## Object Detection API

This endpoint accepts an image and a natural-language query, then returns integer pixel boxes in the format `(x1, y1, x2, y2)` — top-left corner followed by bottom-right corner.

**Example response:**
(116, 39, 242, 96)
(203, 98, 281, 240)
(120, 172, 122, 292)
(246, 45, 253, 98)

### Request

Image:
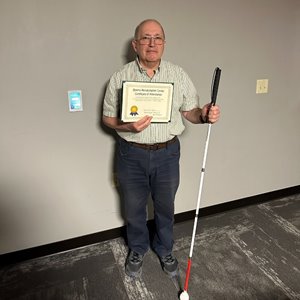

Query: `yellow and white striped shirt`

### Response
(103, 59, 200, 143)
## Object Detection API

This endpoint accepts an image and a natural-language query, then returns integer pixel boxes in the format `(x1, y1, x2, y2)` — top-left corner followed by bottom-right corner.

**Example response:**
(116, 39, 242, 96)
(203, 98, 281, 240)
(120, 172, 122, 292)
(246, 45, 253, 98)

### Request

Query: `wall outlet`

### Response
(256, 79, 269, 94)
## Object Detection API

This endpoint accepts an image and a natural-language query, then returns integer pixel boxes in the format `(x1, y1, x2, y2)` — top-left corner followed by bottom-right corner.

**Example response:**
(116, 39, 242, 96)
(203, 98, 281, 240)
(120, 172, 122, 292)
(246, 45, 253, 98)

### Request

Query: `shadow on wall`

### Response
(0, 183, 28, 255)
(97, 38, 155, 234)
(96, 37, 140, 225)
(122, 38, 136, 64)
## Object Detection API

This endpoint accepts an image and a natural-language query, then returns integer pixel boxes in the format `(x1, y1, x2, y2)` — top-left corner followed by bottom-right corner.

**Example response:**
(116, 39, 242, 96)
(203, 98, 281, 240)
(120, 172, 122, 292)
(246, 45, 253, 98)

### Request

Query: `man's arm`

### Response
(182, 107, 206, 124)
(182, 104, 220, 124)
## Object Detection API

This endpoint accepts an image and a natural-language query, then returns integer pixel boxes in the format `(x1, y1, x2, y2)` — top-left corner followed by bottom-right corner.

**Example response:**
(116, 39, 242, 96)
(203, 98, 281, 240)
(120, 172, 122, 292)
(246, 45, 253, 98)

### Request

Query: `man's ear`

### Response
(131, 40, 137, 52)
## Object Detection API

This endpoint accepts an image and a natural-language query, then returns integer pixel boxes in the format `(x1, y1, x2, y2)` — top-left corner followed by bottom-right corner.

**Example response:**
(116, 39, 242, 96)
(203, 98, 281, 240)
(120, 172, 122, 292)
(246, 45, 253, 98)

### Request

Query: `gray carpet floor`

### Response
(0, 193, 299, 300)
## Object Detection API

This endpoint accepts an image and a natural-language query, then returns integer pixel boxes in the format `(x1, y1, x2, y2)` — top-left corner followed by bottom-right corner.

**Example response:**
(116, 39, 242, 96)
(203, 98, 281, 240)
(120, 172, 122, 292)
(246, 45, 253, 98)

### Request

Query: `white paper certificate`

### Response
(121, 81, 174, 123)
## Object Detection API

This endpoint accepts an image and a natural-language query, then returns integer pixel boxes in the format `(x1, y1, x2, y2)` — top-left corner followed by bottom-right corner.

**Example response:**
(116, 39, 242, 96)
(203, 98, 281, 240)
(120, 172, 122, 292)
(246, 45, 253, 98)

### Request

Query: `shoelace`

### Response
(130, 252, 143, 263)
(162, 254, 175, 264)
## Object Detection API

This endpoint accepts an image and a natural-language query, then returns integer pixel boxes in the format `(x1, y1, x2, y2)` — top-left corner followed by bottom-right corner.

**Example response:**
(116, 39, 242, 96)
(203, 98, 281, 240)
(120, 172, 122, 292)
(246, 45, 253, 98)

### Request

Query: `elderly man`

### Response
(102, 19, 220, 278)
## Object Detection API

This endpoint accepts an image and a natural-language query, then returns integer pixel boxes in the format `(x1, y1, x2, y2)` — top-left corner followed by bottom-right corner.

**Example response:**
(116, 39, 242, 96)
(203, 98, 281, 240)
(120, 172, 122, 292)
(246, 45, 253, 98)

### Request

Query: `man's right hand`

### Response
(128, 115, 152, 132)
(102, 115, 152, 132)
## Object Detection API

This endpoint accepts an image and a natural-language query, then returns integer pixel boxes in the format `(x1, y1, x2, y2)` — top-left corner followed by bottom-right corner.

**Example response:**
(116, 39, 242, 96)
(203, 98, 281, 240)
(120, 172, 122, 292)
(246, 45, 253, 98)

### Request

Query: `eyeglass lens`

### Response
(139, 37, 164, 45)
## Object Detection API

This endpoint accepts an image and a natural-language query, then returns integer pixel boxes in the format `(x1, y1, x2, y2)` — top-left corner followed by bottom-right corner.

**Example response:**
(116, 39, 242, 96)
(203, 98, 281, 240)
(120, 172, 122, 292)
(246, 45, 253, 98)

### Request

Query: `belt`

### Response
(127, 136, 178, 151)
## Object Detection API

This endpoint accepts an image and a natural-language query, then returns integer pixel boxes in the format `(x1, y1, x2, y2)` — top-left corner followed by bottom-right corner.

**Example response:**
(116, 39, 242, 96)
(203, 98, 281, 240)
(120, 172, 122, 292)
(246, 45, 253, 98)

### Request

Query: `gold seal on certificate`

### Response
(121, 81, 174, 123)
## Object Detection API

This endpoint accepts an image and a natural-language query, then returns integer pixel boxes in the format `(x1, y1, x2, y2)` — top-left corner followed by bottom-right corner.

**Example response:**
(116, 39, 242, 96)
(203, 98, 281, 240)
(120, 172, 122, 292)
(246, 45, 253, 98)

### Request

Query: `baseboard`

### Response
(1, 185, 299, 267)
(174, 185, 300, 223)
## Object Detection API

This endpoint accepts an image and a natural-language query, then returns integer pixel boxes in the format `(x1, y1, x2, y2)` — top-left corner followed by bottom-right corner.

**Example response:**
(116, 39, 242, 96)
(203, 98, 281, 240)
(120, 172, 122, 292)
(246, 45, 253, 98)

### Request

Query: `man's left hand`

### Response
(201, 104, 220, 124)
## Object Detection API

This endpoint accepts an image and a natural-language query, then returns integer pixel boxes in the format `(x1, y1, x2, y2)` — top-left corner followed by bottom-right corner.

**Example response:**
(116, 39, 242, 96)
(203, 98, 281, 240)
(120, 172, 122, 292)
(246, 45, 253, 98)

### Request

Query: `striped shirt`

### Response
(103, 59, 200, 143)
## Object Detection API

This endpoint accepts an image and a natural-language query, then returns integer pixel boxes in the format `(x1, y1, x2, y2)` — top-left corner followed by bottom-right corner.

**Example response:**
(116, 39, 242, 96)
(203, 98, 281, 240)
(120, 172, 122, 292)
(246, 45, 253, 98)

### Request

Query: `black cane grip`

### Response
(211, 67, 221, 106)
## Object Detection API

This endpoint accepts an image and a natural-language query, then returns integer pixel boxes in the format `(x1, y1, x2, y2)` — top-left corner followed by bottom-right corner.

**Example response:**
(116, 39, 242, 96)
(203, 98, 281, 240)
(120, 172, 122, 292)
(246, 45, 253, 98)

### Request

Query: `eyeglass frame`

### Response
(135, 35, 165, 45)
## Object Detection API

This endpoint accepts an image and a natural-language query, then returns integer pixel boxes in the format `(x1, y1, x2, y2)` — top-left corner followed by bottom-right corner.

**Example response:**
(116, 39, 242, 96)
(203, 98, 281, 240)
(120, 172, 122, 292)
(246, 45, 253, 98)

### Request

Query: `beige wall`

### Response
(0, 0, 299, 254)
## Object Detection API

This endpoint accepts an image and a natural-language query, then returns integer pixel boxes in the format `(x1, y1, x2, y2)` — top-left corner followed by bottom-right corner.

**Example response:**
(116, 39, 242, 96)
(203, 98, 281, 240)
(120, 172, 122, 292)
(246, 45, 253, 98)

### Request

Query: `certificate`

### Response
(121, 81, 174, 123)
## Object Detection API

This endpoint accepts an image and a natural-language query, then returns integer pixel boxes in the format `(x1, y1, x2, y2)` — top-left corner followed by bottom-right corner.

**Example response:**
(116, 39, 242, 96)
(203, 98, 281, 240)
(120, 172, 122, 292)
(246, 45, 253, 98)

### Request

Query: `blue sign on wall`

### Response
(68, 90, 83, 112)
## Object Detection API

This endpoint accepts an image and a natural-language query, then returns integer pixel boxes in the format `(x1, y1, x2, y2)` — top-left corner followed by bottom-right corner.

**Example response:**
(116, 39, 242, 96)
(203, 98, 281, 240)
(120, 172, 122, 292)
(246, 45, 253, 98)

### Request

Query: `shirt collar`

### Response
(135, 56, 161, 74)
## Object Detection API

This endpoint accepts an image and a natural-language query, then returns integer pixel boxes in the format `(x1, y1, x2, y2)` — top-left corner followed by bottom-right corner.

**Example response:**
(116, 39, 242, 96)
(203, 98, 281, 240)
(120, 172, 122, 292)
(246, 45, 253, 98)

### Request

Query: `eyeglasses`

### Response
(137, 36, 165, 45)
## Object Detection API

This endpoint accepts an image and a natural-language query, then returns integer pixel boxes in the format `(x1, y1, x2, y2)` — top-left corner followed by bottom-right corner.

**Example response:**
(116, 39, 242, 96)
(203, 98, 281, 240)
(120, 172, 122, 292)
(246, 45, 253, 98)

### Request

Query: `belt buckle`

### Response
(149, 143, 160, 151)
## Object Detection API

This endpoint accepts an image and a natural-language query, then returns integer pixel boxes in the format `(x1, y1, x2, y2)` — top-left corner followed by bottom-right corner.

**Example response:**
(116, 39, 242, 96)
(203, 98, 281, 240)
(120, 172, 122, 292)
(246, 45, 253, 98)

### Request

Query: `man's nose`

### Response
(149, 38, 155, 46)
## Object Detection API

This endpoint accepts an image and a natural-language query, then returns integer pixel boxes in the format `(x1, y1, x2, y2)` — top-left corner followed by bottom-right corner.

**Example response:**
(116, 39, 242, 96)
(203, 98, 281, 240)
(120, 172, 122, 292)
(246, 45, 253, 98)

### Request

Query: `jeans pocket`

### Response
(118, 139, 130, 156)
(168, 140, 180, 157)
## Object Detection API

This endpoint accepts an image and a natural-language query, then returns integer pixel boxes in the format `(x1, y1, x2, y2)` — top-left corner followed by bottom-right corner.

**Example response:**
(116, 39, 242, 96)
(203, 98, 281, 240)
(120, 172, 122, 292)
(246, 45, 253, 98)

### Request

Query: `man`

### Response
(102, 19, 220, 278)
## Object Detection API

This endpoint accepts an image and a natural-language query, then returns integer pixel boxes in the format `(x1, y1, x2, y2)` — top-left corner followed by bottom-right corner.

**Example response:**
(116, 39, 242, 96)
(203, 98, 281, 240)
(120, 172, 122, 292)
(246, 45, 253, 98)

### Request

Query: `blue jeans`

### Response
(116, 137, 180, 257)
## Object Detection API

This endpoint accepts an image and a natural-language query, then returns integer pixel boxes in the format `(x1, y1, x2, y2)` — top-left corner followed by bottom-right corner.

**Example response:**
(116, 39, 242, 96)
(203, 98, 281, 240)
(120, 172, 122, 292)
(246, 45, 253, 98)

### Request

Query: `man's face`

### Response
(132, 21, 165, 67)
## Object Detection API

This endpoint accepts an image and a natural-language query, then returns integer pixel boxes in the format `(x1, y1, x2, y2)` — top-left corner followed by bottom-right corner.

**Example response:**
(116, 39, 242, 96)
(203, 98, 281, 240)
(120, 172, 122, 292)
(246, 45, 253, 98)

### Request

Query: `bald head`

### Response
(134, 19, 165, 40)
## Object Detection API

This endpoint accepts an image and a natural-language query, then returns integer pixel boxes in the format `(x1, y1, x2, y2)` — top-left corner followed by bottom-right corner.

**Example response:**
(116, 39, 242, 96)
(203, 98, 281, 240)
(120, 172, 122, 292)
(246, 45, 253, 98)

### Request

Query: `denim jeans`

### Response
(116, 137, 180, 258)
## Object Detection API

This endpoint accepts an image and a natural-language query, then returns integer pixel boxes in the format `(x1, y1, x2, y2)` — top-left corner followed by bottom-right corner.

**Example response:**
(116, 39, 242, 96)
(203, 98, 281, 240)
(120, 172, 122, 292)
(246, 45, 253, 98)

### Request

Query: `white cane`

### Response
(180, 67, 221, 300)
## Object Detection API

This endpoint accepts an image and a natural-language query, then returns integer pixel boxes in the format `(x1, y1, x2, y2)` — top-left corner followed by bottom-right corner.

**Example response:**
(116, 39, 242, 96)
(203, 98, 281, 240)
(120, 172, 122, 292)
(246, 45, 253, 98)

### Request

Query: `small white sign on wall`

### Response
(68, 90, 83, 112)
